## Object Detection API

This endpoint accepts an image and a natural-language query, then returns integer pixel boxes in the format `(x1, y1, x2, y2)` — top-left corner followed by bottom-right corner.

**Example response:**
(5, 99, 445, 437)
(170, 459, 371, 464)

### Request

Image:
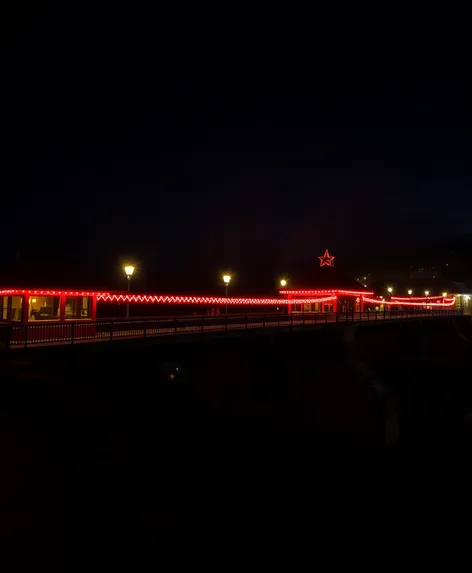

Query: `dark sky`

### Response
(1, 10, 471, 291)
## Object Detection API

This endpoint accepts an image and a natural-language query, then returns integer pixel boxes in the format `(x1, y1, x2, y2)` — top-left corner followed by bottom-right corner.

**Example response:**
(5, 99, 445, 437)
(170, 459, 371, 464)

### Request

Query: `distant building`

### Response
(409, 265, 441, 280)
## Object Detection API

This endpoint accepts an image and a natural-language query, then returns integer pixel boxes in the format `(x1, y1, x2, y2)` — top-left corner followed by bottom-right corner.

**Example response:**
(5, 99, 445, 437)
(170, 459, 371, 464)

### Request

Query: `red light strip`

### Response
(0, 288, 102, 296)
(337, 289, 374, 296)
(363, 296, 456, 307)
(97, 294, 338, 306)
(279, 289, 374, 296)
(391, 295, 444, 301)
(279, 289, 336, 295)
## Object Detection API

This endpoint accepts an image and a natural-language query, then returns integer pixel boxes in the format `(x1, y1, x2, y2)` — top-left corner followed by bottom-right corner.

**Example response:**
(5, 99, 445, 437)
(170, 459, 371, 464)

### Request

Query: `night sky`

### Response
(1, 10, 471, 292)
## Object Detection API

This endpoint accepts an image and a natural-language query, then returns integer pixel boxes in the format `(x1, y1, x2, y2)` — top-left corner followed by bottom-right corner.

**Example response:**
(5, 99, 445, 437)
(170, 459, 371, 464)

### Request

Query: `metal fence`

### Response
(0, 308, 463, 349)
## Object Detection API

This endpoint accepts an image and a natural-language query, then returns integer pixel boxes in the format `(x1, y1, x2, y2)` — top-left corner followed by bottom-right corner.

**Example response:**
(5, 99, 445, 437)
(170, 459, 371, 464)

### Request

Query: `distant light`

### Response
(387, 286, 393, 293)
(280, 279, 287, 288)
(408, 289, 413, 295)
(124, 264, 135, 278)
(223, 274, 232, 285)
(364, 284, 367, 287)
(467, 296, 471, 301)
(364, 276, 367, 280)
(442, 292, 447, 297)
(425, 290, 430, 296)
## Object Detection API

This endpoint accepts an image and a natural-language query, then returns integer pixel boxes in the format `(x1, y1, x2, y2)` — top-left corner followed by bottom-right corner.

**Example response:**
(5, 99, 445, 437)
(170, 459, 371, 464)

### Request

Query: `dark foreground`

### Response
(2, 316, 472, 567)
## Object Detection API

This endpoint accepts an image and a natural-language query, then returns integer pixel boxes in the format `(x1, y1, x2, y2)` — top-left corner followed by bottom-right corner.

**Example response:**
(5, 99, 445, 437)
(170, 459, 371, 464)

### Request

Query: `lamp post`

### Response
(124, 264, 135, 317)
(223, 274, 231, 314)
(408, 289, 413, 296)
(425, 290, 430, 296)
(280, 279, 287, 288)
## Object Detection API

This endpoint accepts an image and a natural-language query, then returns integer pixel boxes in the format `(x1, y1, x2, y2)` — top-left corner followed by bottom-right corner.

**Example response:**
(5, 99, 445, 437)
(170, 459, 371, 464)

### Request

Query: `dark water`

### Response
(2, 318, 472, 567)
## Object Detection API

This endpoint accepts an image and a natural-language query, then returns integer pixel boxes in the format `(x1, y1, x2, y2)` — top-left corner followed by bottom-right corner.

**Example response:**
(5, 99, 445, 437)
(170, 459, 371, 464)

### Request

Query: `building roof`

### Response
(288, 266, 369, 292)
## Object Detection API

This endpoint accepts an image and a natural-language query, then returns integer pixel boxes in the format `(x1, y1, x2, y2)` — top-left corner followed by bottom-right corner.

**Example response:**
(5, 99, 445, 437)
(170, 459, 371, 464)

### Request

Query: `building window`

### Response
(28, 296, 60, 321)
(1, 296, 8, 321)
(292, 304, 301, 312)
(65, 296, 93, 319)
(10, 296, 23, 322)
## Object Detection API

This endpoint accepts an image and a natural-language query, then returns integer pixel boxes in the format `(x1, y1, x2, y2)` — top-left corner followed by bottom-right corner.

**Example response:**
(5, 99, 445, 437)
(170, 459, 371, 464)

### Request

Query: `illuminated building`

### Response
(0, 251, 467, 325)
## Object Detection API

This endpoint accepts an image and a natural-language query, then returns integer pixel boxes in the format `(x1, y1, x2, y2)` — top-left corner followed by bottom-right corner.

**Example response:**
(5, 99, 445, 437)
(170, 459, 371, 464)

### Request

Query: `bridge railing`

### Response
(0, 308, 463, 349)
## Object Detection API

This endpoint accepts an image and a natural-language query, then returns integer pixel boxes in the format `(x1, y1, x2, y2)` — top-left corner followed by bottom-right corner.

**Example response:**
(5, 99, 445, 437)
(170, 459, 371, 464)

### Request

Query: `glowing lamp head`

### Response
(387, 287, 393, 293)
(280, 279, 287, 288)
(442, 292, 447, 297)
(124, 265, 135, 278)
(223, 274, 231, 285)
(408, 289, 413, 295)
(425, 290, 430, 296)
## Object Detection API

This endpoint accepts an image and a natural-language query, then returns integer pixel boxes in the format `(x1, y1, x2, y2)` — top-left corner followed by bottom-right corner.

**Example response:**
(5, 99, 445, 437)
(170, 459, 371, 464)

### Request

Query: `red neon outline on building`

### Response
(279, 289, 374, 296)
(318, 249, 335, 267)
(0, 289, 102, 297)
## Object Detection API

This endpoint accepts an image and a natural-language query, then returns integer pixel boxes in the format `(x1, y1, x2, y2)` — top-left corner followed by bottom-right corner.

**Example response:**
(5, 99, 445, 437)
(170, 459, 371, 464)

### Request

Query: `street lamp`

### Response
(124, 264, 135, 317)
(408, 289, 413, 295)
(387, 286, 393, 293)
(442, 292, 447, 297)
(280, 278, 287, 288)
(425, 290, 430, 296)
(223, 274, 231, 314)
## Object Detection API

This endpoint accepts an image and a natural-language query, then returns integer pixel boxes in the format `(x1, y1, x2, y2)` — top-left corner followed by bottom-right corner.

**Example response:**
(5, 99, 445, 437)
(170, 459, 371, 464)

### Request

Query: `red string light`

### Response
(337, 289, 374, 296)
(279, 289, 336, 295)
(363, 296, 456, 307)
(97, 294, 338, 305)
(0, 289, 100, 296)
(391, 295, 444, 301)
(279, 289, 374, 296)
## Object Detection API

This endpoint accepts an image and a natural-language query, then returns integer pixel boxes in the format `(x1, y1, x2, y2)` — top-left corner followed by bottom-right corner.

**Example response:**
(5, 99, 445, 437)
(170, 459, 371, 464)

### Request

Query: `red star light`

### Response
(318, 249, 335, 268)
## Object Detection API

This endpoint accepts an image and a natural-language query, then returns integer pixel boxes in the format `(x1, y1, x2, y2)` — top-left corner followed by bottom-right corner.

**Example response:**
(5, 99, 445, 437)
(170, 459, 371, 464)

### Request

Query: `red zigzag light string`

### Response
(0, 289, 457, 308)
(97, 294, 338, 306)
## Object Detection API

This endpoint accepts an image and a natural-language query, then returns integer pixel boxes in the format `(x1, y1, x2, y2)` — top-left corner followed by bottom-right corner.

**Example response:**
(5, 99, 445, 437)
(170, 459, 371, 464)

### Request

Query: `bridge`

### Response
(1, 308, 463, 349)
